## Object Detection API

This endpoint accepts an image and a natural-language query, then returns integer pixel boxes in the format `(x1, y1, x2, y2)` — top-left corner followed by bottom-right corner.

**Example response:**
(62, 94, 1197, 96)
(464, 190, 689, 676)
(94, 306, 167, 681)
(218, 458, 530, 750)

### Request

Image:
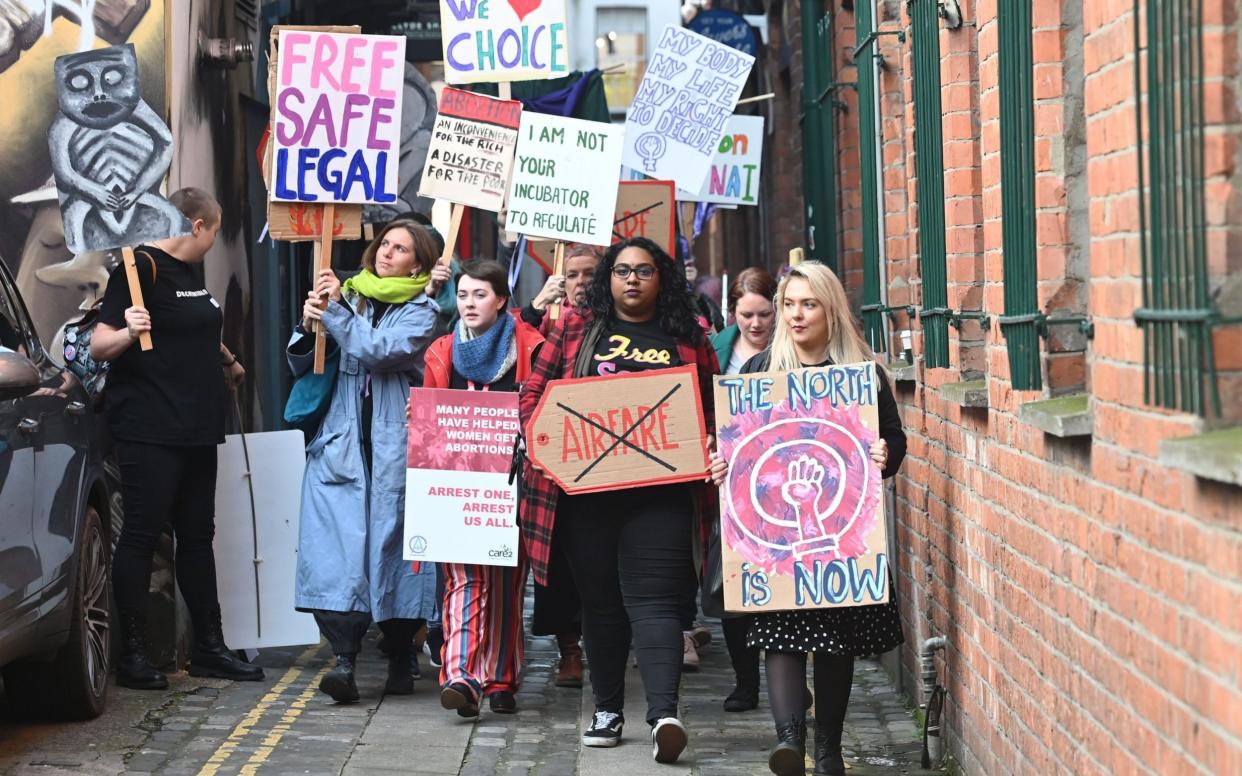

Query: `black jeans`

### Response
(112, 442, 220, 621)
(314, 610, 423, 656)
(559, 485, 695, 725)
(531, 521, 582, 637)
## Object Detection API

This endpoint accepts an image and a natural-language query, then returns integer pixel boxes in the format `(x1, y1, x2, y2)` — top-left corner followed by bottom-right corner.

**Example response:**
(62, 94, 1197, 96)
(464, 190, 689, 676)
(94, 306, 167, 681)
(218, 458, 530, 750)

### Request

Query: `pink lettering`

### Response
(280, 32, 311, 86)
(370, 40, 401, 99)
(310, 35, 341, 90)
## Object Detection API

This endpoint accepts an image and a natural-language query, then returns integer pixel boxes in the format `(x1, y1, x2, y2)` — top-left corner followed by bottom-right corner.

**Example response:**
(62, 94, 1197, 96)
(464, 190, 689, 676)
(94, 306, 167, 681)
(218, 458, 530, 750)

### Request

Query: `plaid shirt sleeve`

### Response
(518, 310, 587, 585)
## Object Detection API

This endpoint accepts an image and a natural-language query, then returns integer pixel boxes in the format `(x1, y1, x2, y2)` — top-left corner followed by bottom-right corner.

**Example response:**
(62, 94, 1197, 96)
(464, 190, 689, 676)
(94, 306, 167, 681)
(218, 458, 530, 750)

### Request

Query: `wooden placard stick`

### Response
(498, 82, 512, 101)
(548, 241, 566, 321)
(312, 201, 336, 374)
(121, 247, 153, 351)
(439, 203, 465, 268)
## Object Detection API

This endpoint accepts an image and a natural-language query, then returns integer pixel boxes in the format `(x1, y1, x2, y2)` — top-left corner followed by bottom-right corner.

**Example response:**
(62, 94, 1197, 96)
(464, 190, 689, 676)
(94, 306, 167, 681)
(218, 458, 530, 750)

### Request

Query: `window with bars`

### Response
(1133, 0, 1221, 415)
(800, 0, 839, 269)
(909, 0, 949, 368)
(996, 0, 1041, 390)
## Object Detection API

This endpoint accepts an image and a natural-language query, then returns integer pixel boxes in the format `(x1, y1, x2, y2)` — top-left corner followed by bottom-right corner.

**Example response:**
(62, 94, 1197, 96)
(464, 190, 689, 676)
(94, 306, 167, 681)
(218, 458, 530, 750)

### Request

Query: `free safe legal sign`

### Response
(271, 31, 406, 204)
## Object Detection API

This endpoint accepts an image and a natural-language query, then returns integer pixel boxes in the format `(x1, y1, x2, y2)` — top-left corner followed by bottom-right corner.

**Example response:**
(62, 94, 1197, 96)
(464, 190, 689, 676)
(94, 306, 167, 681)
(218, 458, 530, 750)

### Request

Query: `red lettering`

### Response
(656, 405, 678, 450)
(587, 413, 609, 458)
(561, 416, 584, 462)
(638, 405, 659, 450)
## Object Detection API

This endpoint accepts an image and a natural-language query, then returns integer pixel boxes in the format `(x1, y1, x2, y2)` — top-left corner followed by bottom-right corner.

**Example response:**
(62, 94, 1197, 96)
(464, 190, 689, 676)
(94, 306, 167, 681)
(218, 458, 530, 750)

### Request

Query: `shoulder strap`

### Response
(134, 249, 158, 285)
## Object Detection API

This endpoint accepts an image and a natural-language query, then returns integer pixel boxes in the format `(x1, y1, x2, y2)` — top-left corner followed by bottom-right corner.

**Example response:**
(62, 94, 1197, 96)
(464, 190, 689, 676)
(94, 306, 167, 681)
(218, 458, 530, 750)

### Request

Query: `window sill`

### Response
(940, 380, 987, 408)
(886, 359, 916, 383)
(1019, 394, 1092, 438)
(1160, 428, 1242, 487)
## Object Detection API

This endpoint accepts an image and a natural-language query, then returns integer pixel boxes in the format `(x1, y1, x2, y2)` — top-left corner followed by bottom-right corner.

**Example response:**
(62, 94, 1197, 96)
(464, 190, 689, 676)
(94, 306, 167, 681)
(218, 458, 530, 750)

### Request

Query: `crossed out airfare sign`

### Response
(526, 366, 711, 494)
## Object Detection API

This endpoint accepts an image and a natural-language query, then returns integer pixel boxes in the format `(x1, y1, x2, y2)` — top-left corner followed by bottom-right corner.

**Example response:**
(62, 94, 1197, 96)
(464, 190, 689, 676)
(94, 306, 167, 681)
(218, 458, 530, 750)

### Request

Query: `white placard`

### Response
(404, 469, 520, 566)
(440, 0, 569, 85)
(214, 431, 320, 650)
(621, 25, 755, 193)
(271, 31, 406, 203)
(417, 87, 522, 212)
(678, 115, 764, 205)
(505, 113, 624, 245)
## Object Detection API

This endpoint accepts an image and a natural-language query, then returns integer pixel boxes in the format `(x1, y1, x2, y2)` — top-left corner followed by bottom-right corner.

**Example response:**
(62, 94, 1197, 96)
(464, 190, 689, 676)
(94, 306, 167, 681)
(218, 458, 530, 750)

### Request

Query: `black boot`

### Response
(188, 605, 265, 681)
(320, 654, 361, 703)
(384, 647, 414, 695)
(812, 723, 845, 776)
(722, 617, 760, 712)
(768, 716, 807, 776)
(116, 610, 168, 690)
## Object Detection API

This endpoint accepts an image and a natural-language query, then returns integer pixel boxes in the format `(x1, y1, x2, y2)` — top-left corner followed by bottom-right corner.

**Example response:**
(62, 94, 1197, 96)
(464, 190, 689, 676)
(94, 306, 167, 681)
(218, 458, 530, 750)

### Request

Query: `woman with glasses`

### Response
(519, 237, 719, 764)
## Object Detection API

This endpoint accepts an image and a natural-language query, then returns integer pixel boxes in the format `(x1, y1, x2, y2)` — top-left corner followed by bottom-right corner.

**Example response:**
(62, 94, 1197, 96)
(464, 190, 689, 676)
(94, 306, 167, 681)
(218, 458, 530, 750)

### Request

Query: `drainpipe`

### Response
(920, 635, 946, 706)
(920, 636, 947, 769)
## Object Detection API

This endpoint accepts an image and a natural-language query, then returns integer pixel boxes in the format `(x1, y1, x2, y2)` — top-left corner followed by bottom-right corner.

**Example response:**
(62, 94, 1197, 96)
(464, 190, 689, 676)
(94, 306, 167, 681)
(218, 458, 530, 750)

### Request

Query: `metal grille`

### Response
(236, 0, 259, 31)
(997, 0, 1041, 390)
(800, 0, 840, 270)
(855, 0, 886, 352)
(910, 0, 950, 368)
(1134, 0, 1219, 415)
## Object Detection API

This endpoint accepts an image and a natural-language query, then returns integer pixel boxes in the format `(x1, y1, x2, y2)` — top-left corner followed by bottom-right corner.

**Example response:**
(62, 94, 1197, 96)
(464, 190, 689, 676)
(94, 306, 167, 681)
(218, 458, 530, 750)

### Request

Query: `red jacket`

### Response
(422, 315, 545, 389)
(518, 308, 720, 586)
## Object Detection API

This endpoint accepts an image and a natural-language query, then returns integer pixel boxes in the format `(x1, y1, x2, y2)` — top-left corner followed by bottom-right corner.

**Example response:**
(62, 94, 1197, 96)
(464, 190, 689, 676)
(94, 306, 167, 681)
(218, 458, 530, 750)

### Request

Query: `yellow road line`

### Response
(196, 643, 323, 776)
(238, 660, 333, 774)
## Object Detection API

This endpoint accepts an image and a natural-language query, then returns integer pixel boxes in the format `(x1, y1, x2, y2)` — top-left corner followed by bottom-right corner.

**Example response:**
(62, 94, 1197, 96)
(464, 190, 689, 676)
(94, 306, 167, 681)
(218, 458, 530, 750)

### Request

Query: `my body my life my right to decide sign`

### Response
(403, 388, 520, 567)
(714, 362, 890, 613)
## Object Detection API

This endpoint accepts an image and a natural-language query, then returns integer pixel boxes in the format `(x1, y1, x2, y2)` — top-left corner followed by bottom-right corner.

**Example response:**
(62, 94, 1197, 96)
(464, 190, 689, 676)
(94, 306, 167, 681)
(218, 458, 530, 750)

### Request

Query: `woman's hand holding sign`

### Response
(869, 439, 888, 470)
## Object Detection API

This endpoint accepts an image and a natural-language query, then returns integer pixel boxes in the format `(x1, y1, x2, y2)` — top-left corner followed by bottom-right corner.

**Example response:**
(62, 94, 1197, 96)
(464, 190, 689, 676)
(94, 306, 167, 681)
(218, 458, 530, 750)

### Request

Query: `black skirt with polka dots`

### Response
(746, 595, 904, 655)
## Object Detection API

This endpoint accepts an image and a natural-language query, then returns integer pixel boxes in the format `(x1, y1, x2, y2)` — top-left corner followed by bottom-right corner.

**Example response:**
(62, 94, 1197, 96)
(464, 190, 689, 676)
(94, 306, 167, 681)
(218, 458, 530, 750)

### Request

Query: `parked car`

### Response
(0, 254, 111, 719)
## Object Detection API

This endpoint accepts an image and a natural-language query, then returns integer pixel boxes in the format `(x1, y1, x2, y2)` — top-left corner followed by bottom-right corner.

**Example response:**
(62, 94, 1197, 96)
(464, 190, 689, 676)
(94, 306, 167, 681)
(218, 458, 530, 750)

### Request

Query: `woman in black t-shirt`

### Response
(518, 238, 720, 764)
(91, 188, 261, 690)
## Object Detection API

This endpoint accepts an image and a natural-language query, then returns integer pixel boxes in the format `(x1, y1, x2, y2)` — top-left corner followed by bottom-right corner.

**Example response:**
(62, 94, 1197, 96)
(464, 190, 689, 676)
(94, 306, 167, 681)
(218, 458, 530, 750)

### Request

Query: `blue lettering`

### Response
(371, 152, 396, 203)
(850, 554, 888, 602)
(296, 148, 319, 201)
(273, 148, 296, 200)
(316, 148, 346, 196)
(443, 0, 479, 22)
(343, 152, 376, 201)
(793, 561, 821, 606)
(823, 560, 850, 604)
(447, 33, 474, 72)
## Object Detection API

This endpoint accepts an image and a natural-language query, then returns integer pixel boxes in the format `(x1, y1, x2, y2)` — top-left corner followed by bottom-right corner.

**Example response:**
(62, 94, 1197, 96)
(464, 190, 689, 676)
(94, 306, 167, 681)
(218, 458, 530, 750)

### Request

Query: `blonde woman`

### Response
(709, 262, 906, 776)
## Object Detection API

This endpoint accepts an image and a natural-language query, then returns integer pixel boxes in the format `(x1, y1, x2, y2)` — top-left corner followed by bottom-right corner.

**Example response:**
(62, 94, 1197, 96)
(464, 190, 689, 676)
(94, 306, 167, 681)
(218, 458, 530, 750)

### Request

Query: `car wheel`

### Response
(4, 505, 111, 720)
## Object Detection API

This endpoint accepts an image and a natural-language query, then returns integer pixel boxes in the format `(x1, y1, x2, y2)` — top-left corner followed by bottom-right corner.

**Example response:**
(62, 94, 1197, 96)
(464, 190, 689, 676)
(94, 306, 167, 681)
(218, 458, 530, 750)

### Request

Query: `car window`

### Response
(0, 267, 35, 357)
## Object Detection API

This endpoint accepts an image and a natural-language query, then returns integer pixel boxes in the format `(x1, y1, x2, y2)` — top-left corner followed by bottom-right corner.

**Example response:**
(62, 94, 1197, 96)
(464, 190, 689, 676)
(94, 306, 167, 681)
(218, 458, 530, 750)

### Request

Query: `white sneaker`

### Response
(681, 632, 700, 672)
(652, 717, 688, 763)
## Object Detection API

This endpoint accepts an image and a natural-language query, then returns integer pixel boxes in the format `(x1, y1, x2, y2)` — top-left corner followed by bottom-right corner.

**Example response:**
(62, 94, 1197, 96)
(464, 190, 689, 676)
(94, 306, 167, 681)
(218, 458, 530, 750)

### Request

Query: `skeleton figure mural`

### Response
(48, 43, 189, 254)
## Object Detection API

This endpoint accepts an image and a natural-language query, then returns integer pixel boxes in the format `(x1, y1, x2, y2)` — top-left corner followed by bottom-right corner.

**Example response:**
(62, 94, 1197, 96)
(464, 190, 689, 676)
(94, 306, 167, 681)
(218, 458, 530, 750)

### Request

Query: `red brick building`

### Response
(764, 0, 1242, 772)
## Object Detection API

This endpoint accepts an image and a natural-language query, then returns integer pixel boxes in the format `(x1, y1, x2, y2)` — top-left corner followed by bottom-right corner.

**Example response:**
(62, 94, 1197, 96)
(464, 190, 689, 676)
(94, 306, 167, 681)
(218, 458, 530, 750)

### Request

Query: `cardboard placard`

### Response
(678, 114, 763, 205)
(439, 0, 569, 85)
(48, 44, 191, 255)
(526, 367, 710, 494)
(214, 431, 320, 650)
(621, 25, 754, 193)
(714, 363, 890, 613)
(270, 30, 406, 204)
(526, 179, 676, 271)
(403, 388, 520, 566)
(417, 86, 521, 212)
(505, 112, 625, 245)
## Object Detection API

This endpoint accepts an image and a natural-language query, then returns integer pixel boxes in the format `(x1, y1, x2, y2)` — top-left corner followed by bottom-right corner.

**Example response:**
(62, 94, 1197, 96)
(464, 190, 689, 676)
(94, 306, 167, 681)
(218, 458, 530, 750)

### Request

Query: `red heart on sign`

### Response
(508, 0, 542, 21)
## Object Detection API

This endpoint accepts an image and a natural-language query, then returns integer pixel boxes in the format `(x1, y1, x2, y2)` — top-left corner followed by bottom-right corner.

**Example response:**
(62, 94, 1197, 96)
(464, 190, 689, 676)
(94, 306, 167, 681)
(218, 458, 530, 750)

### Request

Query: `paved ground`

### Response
(0, 619, 943, 776)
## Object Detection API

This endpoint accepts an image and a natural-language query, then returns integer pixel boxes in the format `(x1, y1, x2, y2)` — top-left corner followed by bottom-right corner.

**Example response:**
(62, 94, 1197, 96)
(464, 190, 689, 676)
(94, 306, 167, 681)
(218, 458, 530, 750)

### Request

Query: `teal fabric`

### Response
(710, 324, 740, 373)
(282, 343, 339, 435)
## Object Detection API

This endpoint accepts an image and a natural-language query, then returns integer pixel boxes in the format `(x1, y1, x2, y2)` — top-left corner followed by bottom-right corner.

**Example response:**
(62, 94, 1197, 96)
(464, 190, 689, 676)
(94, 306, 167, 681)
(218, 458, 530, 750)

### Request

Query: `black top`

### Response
(98, 245, 226, 446)
(449, 362, 518, 392)
(740, 351, 906, 479)
(520, 302, 545, 328)
(589, 318, 682, 376)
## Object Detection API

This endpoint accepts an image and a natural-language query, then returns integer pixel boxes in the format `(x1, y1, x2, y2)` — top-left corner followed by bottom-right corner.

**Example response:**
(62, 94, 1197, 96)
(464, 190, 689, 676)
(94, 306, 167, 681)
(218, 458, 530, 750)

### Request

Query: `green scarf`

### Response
(341, 268, 429, 304)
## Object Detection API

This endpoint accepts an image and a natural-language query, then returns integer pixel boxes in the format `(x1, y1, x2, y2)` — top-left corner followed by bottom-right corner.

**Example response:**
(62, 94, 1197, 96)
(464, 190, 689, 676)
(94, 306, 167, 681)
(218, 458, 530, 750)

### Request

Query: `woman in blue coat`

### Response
(288, 219, 448, 703)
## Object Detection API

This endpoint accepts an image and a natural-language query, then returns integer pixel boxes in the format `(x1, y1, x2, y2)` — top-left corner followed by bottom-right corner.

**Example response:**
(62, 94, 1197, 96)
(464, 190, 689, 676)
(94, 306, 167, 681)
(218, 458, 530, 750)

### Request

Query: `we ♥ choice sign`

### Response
(440, 0, 568, 84)
(271, 31, 406, 204)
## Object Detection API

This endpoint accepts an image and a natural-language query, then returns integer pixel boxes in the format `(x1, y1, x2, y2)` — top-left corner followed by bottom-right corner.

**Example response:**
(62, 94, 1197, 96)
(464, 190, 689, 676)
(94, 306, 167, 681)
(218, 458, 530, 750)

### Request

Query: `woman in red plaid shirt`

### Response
(518, 237, 719, 764)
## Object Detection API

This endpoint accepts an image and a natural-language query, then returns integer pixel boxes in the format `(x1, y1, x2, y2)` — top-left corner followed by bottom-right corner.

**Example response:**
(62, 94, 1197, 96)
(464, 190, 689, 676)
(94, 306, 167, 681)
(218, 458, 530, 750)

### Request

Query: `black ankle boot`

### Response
(768, 716, 807, 776)
(188, 605, 264, 681)
(384, 648, 414, 695)
(812, 721, 845, 776)
(116, 611, 168, 690)
(320, 654, 360, 702)
(723, 677, 760, 712)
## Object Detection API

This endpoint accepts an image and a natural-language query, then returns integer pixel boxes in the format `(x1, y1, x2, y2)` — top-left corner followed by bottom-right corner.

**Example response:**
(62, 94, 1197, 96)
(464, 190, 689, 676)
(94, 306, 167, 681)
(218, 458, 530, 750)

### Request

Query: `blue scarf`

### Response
(453, 313, 517, 385)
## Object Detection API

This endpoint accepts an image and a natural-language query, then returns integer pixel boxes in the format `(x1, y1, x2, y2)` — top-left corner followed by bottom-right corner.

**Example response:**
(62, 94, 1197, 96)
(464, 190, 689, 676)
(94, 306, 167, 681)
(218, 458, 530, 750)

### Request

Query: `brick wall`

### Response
(783, 0, 1242, 773)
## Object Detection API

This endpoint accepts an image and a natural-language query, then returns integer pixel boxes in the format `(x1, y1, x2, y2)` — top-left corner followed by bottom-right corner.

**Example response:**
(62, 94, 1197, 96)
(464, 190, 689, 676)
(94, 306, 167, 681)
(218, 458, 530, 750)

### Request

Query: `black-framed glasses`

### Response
(612, 264, 657, 280)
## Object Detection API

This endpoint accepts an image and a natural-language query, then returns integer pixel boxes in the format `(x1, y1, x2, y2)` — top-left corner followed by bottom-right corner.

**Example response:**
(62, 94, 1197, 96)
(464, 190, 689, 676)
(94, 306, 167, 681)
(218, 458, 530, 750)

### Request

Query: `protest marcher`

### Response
(708, 266, 778, 711)
(709, 261, 906, 776)
(422, 260, 544, 717)
(291, 219, 449, 703)
(521, 242, 602, 336)
(89, 188, 261, 689)
(519, 242, 601, 687)
(519, 237, 720, 764)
